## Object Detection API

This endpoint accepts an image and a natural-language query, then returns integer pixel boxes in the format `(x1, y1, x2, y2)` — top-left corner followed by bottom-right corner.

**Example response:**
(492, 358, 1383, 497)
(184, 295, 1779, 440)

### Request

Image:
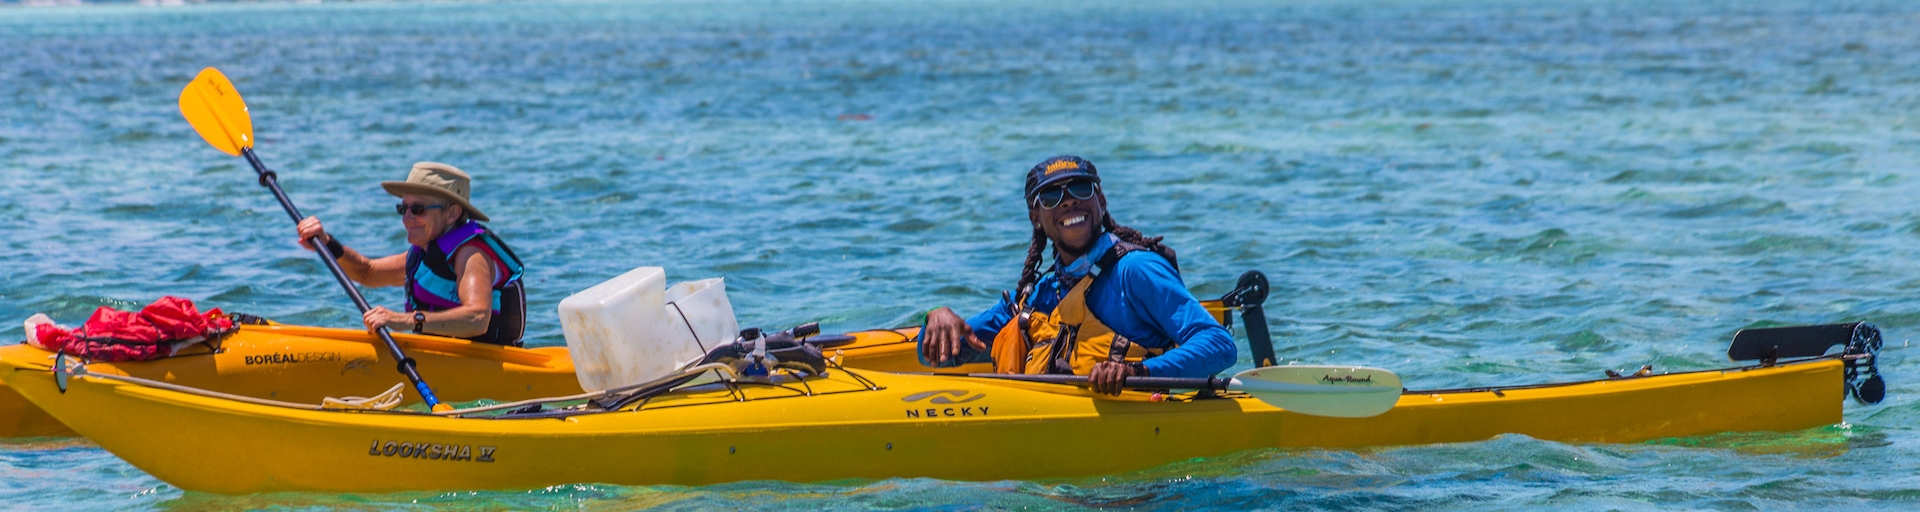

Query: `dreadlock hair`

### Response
(1104, 214, 1177, 270)
(1014, 226, 1049, 302)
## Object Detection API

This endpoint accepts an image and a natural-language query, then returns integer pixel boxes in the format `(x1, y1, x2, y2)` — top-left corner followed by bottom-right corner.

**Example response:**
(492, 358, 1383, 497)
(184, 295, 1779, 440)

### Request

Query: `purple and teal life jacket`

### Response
(405, 220, 526, 346)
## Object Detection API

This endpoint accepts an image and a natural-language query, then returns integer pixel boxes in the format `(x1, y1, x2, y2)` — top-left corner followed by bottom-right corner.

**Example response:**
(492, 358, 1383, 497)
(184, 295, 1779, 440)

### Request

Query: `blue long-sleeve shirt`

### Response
(920, 239, 1238, 378)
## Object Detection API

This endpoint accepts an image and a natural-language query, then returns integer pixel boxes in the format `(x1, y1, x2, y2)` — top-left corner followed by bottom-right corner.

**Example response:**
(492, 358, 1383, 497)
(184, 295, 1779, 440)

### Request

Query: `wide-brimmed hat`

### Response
(381, 162, 488, 221)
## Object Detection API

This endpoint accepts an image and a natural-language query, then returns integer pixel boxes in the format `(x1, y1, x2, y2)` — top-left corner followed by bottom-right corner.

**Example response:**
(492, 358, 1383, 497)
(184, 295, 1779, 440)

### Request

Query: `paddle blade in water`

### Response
(178, 67, 254, 156)
(1232, 365, 1402, 418)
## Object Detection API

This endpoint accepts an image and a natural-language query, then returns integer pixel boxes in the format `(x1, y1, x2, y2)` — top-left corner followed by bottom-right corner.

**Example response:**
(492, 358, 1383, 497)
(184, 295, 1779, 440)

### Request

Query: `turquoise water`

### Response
(3, 0, 1919, 508)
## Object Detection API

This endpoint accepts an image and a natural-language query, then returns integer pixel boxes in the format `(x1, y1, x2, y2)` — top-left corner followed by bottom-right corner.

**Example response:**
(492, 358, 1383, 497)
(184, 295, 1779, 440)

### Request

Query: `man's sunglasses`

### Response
(396, 202, 448, 216)
(1031, 181, 1098, 209)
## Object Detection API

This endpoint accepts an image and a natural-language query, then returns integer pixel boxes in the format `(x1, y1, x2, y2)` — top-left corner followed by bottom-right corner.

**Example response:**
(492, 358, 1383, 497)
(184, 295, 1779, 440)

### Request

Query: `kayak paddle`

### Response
(969, 365, 1402, 418)
(178, 67, 453, 412)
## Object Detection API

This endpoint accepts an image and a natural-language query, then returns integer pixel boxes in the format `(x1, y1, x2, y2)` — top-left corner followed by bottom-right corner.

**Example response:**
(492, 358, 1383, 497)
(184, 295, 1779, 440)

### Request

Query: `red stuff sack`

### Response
(77, 306, 162, 345)
(26, 296, 236, 363)
(142, 296, 234, 340)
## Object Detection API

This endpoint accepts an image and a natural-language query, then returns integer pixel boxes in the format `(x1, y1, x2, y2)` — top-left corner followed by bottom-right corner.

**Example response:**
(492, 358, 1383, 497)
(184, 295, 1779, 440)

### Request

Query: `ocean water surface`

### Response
(2, 0, 1919, 509)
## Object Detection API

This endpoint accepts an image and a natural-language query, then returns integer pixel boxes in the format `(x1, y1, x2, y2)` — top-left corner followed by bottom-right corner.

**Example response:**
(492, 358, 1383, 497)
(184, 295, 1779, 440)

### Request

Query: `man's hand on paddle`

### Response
(1089, 361, 1136, 396)
(922, 307, 984, 365)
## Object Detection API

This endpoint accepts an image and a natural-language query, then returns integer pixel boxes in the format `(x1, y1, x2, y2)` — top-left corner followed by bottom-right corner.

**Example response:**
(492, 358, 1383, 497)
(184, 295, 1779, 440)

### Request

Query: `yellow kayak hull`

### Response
(0, 323, 957, 438)
(0, 350, 1842, 494)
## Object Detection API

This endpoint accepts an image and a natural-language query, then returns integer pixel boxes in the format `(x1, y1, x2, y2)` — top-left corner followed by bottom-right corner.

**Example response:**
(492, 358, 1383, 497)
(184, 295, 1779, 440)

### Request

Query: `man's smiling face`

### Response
(1029, 179, 1107, 259)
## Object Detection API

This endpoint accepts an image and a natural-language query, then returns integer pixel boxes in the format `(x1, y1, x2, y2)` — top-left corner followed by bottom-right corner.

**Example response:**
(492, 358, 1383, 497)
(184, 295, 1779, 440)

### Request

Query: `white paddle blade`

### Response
(1232, 365, 1402, 418)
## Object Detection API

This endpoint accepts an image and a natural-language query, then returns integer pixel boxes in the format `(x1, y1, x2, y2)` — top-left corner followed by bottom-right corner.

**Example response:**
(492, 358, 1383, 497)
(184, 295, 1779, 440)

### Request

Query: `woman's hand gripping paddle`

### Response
(970, 365, 1402, 418)
(178, 67, 453, 413)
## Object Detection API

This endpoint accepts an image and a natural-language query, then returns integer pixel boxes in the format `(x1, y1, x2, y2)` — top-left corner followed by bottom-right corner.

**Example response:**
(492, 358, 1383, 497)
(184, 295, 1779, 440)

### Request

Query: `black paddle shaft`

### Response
(241, 148, 445, 409)
(964, 373, 1231, 392)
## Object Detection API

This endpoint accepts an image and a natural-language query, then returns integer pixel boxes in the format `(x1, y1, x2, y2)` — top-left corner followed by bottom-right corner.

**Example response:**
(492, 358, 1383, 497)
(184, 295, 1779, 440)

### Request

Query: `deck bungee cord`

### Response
(39, 350, 744, 418)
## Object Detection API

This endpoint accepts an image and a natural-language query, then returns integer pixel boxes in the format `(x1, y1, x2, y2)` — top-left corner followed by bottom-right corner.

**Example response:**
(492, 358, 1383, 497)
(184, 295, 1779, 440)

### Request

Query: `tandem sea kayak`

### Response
(0, 322, 947, 438)
(0, 323, 1885, 494)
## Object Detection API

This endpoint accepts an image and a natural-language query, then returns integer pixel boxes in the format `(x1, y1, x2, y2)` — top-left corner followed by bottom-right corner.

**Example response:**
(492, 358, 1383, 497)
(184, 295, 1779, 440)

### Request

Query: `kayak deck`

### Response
(0, 351, 1844, 493)
(1309, 360, 1840, 448)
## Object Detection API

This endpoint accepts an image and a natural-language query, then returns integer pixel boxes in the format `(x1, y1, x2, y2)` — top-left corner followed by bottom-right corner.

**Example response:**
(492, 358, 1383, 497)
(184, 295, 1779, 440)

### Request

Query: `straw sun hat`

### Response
(380, 162, 489, 222)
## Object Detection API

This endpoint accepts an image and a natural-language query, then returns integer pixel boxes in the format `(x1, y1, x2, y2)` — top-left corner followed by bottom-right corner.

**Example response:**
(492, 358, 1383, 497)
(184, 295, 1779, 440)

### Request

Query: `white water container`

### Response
(661, 278, 739, 387)
(664, 277, 738, 352)
(558, 267, 739, 392)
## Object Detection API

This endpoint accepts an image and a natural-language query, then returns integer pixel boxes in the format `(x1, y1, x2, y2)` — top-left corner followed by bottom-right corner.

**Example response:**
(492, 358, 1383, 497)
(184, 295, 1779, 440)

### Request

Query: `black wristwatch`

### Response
(412, 312, 426, 333)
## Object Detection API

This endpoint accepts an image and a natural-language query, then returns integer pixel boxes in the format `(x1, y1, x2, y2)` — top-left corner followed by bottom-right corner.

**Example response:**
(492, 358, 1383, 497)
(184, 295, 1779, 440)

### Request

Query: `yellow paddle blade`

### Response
(178, 67, 254, 156)
(1199, 299, 1230, 324)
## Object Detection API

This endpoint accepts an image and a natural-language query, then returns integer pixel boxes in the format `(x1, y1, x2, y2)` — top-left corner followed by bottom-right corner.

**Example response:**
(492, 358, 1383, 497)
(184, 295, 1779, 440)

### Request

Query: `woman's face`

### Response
(398, 194, 462, 247)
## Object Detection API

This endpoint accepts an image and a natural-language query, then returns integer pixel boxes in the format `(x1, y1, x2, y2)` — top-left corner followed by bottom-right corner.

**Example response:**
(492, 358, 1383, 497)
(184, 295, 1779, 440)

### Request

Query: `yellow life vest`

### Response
(990, 275, 1165, 375)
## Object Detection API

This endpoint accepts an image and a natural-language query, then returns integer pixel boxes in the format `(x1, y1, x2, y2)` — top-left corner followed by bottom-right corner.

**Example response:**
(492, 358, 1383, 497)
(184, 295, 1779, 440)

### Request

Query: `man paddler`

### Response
(294, 162, 528, 346)
(918, 155, 1237, 394)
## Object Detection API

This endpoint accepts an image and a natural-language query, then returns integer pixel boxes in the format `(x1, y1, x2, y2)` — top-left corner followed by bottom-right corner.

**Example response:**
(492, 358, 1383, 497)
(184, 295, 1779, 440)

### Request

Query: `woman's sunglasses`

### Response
(1031, 180, 1098, 209)
(395, 202, 448, 216)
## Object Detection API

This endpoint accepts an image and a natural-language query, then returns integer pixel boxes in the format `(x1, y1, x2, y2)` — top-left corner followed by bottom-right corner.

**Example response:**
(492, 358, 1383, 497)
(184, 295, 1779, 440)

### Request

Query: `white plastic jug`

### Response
(664, 277, 738, 351)
(558, 267, 739, 392)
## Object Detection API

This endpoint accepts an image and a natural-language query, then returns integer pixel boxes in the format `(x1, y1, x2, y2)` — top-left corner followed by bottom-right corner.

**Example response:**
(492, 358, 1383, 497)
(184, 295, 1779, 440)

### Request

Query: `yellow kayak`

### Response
(0, 323, 962, 438)
(0, 347, 1854, 494)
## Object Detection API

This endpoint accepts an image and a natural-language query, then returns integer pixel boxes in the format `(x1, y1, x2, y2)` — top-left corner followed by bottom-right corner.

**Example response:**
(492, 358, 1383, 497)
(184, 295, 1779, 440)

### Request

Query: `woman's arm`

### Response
(297, 216, 407, 287)
(416, 244, 497, 338)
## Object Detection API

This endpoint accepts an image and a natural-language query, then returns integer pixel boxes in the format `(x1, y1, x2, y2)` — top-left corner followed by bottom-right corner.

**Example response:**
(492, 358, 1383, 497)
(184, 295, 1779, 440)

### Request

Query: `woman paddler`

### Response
(918, 156, 1236, 394)
(295, 162, 528, 346)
